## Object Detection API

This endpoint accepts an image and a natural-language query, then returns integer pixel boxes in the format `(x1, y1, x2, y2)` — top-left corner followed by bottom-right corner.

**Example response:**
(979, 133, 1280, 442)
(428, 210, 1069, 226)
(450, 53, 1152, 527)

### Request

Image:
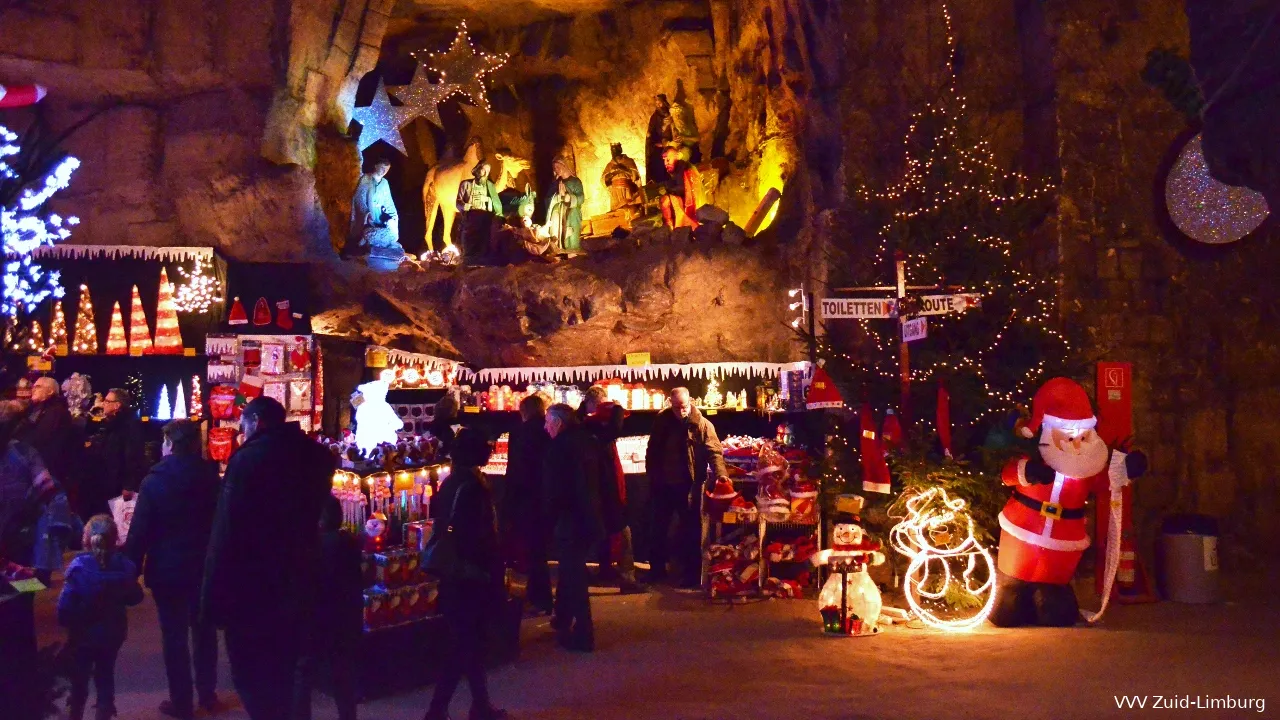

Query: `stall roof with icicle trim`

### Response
(468, 361, 810, 386)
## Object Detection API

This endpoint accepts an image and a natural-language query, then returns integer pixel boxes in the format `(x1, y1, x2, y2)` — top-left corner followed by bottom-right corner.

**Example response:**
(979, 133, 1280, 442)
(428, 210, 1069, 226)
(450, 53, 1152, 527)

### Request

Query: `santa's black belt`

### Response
(1013, 492, 1085, 520)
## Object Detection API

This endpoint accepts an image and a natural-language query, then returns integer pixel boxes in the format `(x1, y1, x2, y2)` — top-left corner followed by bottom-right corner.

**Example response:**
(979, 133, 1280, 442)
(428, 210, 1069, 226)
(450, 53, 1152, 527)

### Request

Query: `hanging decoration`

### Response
(128, 286, 152, 354)
(859, 404, 891, 494)
(105, 301, 127, 355)
(72, 284, 97, 354)
(471, 360, 809, 386)
(174, 254, 222, 314)
(252, 297, 271, 326)
(0, 83, 48, 108)
(152, 268, 183, 354)
(1, 123, 79, 319)
(415, 20, 509, 114)
(350, 78, 409, 155)
(805, 362, 844, 409)
(227, 296, 248, 325)
(1164, 133, 1270, 245)
(888, 487, 997, 631)
(31, 245, 214, 262)
(173, 383, 187, 420)
(189, 375, 203, 419)
(50, 299, 68, 354)
(155, 384, 172, 421)
(390, 62, 458, 129)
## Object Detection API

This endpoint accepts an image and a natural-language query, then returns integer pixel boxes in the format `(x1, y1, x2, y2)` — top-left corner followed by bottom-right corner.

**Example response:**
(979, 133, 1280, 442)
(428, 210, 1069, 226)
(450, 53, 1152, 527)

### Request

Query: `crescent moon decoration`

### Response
(1165, 133, 1269, 244)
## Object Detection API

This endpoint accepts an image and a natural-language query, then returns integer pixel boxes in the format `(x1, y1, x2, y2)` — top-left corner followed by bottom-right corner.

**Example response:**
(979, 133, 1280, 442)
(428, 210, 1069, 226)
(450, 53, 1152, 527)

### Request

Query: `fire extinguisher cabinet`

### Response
(1159, 514, 1220, 604)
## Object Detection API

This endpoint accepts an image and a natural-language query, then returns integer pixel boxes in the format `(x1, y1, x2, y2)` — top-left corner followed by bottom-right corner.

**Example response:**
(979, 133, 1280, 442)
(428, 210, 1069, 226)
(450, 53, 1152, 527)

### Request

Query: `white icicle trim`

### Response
(471, 360, 810, 386)
(26, 245, 214, 262)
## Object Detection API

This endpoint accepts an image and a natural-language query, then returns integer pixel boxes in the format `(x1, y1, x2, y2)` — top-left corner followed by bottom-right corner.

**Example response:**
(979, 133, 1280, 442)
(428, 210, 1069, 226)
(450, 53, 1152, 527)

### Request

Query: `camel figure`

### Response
(423, 137, 529, 250)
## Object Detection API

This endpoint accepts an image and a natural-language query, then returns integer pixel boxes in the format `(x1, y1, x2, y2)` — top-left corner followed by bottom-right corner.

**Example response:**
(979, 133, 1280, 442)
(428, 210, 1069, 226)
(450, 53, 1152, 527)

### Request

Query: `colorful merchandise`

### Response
(252, 297, 271, 325)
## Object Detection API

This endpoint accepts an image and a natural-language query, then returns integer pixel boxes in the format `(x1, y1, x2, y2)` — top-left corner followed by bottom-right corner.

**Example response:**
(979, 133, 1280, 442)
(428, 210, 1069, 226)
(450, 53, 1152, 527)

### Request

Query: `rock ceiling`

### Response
(393, 0, 623, 28)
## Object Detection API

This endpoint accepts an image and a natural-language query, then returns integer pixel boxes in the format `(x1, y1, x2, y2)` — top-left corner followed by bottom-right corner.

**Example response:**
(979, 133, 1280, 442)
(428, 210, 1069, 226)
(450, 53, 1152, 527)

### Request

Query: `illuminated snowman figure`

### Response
(889, 487, 997, 631)
(352, 379, 404, 455)
(813, 522, 885, 636)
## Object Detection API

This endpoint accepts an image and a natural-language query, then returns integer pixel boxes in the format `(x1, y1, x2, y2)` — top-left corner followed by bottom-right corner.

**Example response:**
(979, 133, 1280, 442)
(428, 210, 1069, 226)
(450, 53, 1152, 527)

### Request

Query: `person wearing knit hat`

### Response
(990, 377, 1148, 628)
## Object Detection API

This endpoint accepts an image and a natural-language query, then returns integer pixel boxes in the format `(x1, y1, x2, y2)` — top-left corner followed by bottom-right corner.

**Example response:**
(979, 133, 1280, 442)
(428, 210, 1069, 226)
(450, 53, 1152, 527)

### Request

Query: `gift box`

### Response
(373, 551, 404, 589)
(364, 588, 391, 631)
(404, 520, 433, 552)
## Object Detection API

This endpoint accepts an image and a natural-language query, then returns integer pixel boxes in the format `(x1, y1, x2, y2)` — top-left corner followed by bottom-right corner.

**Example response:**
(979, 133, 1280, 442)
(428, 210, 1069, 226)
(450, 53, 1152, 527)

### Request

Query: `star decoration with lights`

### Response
(391, 62, 459, 129)
(351, 78, 410, 155)
(413, 21, 509, 113)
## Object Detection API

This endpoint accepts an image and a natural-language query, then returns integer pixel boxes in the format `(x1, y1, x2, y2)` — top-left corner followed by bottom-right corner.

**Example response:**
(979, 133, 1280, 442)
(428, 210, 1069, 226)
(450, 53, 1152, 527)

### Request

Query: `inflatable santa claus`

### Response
(990, 377, 1147, 627)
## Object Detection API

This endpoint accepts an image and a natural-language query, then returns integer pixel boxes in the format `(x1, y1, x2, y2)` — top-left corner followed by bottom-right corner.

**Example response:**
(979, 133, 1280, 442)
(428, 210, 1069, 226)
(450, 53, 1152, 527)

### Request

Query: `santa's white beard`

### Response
(1040, 429, 1109, 478)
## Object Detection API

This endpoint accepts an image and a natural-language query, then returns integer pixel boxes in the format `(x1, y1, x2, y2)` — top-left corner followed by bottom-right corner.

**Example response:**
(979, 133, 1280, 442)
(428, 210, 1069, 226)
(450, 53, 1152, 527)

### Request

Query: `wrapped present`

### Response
(373, 550, 404, 589)
(404, 520, 433, 551)
(364, 588, 391, 631)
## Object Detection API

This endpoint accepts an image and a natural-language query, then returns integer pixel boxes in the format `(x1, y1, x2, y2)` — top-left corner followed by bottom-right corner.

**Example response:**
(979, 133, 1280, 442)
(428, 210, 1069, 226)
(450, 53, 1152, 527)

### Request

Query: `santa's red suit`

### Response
(997, 378, 1114, 585)
(999, 454, 1107, 584)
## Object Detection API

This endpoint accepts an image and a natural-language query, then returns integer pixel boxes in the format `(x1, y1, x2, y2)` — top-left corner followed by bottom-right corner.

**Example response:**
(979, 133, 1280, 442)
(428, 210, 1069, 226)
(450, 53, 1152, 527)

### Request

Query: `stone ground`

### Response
(34, 570, 1280, 720)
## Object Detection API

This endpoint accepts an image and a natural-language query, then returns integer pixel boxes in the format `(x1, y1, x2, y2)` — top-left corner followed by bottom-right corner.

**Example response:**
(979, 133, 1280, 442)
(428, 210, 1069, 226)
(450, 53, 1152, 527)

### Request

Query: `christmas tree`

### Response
(0, 118, 80, 333)
(153, 267, 183, 354)
(815, 5, 1067, 446)
(72, 285, 97, 354)
(105, 301, 127, 355)
(128, 285, 152, 354)
(155, 384, 172, 421)
(189, 375, 203, 418)
(25, 319, 44, 353)
(173, 383, 187, 419)
(50, 299, 68, 354)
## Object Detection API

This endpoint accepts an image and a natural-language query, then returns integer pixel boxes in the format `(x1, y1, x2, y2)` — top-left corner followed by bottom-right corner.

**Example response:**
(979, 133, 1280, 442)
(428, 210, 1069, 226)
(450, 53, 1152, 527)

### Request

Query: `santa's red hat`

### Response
(1021, 377, 1096, 438)
(806, 362, 843, 410)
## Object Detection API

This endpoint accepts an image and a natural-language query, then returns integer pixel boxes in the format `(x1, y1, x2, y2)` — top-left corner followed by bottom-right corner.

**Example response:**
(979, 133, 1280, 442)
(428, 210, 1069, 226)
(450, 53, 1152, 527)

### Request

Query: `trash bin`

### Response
(1160, 514, 1220, 604)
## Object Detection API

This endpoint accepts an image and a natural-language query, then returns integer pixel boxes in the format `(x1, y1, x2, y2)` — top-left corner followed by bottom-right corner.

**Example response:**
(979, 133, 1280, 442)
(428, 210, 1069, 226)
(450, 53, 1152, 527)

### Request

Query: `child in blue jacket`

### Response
(58, 514, 144, 720)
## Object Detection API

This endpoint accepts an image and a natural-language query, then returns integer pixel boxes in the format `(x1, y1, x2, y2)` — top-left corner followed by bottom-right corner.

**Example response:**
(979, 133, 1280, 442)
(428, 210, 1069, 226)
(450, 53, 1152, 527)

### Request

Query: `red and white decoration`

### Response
(0, 83, 47, 108)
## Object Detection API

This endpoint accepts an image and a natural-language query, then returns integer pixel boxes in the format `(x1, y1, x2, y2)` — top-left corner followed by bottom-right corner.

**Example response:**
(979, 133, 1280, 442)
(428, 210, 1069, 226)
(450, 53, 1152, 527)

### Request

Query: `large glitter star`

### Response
(390, 62, 458, 129)
(1165, 133, 1270, 244)
(351, 78, 409, 155)
(413, 21, 509, 113)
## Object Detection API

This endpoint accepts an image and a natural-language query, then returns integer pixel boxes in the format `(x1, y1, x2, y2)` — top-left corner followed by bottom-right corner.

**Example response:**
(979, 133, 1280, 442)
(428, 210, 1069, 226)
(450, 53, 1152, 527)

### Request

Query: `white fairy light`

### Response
(174, 255, 223, 313)
(1, 123, 79, 318)
(889, 487, 997, 631)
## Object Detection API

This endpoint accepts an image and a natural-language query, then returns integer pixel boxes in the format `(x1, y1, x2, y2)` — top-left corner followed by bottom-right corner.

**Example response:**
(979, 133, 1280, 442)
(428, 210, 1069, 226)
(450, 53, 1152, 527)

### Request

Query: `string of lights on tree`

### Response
(174, 255, 223, 313)
(814, 2, 1070, 432)
(1, 123, 80, 320)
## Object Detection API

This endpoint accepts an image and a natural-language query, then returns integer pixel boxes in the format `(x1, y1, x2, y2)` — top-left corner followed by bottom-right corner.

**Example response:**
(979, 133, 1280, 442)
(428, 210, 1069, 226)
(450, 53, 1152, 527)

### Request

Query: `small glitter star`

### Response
(413, 21, 509, 113)
(391, 62, 458, 129)
(1165, 133, 1269, 245)
(351, 78, 410, 155)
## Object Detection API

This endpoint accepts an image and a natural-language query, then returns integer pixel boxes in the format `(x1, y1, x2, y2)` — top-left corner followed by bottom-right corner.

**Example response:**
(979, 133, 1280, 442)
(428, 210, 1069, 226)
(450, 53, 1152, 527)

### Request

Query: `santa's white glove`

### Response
(1108, 450, 1132, 491)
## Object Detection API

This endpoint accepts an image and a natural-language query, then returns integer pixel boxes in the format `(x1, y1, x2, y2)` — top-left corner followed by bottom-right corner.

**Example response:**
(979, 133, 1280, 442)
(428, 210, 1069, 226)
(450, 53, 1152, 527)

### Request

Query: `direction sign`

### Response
(902, 316, 928, 342)
(820, 297, 897, 319)
(917, 293, 981, 316)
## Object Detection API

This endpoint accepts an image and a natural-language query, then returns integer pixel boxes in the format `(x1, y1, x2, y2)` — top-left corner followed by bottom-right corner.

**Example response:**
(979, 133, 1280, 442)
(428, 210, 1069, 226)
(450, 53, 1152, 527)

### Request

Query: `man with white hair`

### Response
(644, 387, 728, 588)
(15, 376, 80, 514)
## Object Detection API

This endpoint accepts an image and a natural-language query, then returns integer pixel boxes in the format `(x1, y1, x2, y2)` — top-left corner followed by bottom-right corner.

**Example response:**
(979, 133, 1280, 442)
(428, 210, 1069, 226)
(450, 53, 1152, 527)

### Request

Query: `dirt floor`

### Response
(33, 570, 1279, 720)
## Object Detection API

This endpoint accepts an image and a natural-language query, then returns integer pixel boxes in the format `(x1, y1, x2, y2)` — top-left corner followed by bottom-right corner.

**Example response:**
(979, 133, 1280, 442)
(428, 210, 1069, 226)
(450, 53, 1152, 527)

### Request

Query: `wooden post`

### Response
(895, 254, 910, 423)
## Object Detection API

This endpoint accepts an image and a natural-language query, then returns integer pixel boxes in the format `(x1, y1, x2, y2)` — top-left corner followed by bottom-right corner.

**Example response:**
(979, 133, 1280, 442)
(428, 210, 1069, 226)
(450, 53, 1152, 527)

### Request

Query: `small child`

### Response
(57, 514, 144, 720)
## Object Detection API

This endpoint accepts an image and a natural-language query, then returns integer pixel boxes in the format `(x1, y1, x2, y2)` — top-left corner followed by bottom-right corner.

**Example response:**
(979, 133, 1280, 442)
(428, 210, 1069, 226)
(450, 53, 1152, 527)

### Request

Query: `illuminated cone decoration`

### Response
(128, 286, 152, 354)
(155, 384, 172, 420)
(73, 285, 98, 354)
(174, 383, 187, 419)
(189, 375, 203, 418)
(50, 300, 69, 355)
(152, 268, 183, 354)
(805, 362, 844, 409)
(105, 301, 127, 355)
(25, 319, 44, 353)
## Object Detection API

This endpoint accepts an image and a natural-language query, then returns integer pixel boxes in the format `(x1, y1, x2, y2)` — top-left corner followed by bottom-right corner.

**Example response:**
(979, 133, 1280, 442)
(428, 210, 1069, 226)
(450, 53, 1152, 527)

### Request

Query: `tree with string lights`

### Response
(806, 8, 1077, 551)
(0, 118, 80, 333)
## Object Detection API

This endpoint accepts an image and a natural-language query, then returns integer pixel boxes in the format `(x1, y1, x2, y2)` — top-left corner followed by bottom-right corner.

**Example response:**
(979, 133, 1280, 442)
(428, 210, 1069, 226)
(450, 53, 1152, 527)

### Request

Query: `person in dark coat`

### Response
(58, 514, 144, 720)
(644, 387, 728, 588)
(425, 393, 460, 462)
(543, 404, 604, 652)
(579, 387, 641, 594)
(15, 377, 82, 514)
(0, 401, 59, 720)
(202, 397, 334, 720)
(503, 393, 554, 614)
(423, 427, 507, 720)
(294, 495, 362, 720)
(125, 420, 222, 718)
(83, 388, 147, 518)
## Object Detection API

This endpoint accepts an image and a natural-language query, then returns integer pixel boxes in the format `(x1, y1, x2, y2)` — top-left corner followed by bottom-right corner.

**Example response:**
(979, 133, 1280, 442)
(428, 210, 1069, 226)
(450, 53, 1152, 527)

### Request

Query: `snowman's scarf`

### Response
(1080, 451, 1128, 624)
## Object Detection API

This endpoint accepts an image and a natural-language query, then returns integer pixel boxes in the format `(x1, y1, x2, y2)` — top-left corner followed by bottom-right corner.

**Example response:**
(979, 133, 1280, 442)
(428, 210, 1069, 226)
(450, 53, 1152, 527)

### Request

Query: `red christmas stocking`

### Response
(276, 300, 293, 330)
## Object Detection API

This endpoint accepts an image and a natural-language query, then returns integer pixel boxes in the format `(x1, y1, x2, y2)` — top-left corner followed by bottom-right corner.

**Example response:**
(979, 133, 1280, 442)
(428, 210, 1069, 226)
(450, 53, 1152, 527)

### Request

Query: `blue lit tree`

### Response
(1, 117, 81, 326)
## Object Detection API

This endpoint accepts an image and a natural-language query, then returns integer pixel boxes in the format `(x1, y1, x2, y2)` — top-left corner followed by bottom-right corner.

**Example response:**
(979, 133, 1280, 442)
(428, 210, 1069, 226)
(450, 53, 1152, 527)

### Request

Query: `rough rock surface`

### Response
(313, 237, 796, 368)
